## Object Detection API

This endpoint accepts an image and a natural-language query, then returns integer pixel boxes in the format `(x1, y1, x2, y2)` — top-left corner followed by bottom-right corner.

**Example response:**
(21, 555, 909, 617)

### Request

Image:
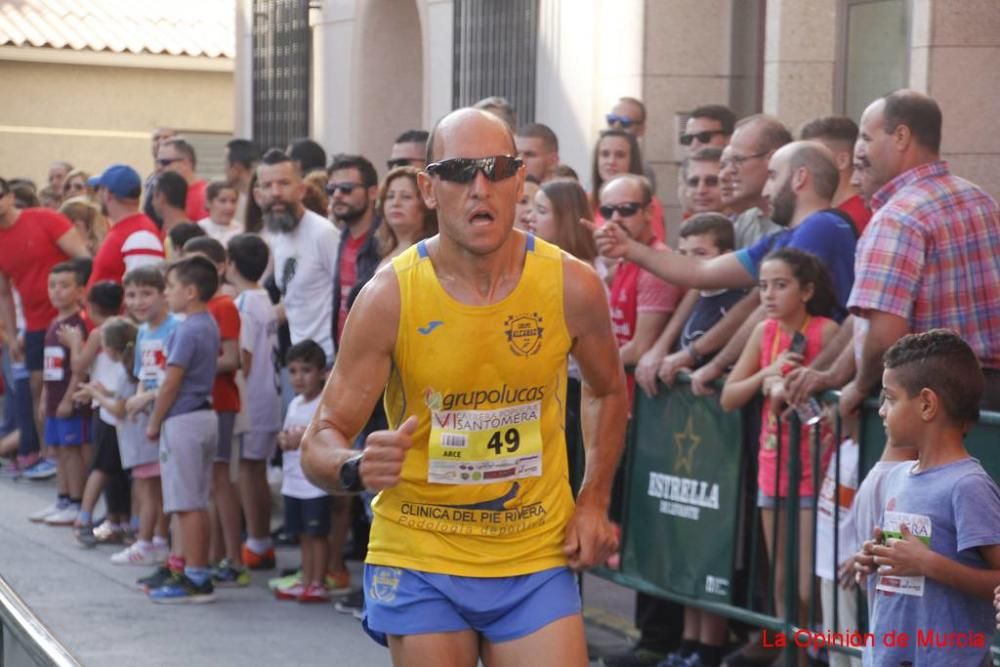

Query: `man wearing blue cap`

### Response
(88, 164, 164, 287)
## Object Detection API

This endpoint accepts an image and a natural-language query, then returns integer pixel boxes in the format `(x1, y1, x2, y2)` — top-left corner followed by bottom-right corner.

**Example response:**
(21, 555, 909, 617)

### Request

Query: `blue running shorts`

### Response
(43, 415, 90, 447)
(362, 565, 581, 646)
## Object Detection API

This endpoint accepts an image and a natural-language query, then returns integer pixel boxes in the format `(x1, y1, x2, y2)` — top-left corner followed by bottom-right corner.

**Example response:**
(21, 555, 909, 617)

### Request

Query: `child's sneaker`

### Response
(44, 504, 79, 526)
(28, 501, 62, 523)
(93, 520, 126, 544)
(111, 542, 166, 566)
(325, 569, 351, 596)
(75, 524, 97, 548)
(148, 573, 215, 604)
(274, 582, 305, 601)
(333, 590, 365, 619)
(23, 458, 57, 480)
(212, 559, 250, 587)
(268, 570, 301, 591)
(298, 582, 331, 603)
(0, 459, 22, 479)
(241, 543, 276, 570)
(137, 565, 173, 591)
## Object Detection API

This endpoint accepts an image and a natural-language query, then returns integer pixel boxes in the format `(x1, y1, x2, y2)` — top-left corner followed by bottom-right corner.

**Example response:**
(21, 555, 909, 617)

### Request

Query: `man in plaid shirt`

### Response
(840, 89, 1000, 415)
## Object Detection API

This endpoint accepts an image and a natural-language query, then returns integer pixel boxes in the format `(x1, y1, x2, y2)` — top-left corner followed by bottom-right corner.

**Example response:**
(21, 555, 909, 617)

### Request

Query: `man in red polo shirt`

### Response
(88, 164, 165, 286)
(0, 176, 90, 474)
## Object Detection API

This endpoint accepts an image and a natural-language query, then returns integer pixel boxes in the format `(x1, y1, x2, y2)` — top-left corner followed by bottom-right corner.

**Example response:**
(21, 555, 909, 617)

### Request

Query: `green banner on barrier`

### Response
(620, 383, 743, 603)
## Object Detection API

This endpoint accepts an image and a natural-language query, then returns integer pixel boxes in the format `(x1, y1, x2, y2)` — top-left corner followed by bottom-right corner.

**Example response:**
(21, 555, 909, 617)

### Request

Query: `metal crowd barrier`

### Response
(591, 373, 1000, 666)
(0, 574, 80, 667)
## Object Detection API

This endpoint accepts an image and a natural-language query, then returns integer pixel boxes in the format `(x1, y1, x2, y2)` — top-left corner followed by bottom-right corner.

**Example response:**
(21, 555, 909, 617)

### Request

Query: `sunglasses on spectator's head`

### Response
(606, 114, 638, 129)
(326, 182, 363, 196)
(425, 156, 522, 184)
(156, 157, 182, 167)
(387, 158, 416, 170)
(599, 202, 643, 219)
(686, 175, 720, 187)
(679, 130, 727, 146)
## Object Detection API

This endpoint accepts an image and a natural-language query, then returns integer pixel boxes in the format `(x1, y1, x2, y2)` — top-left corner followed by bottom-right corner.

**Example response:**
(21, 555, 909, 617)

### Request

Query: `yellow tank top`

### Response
(367, 234, 575, 576)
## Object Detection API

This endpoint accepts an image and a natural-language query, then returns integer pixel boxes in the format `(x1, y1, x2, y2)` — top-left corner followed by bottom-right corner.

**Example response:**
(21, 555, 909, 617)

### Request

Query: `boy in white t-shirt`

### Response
(226, 234, 283, 569)
(273, 340, 331, 603)
(814, 438, 860, 667)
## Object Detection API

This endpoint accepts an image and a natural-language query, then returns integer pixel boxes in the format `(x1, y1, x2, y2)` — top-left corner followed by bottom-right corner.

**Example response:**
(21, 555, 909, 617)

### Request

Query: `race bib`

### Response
(140, 340, 167, 388)
(427, 402, 543, 484)
(876, 510, 931, 597)
(43, 346, 65, 381)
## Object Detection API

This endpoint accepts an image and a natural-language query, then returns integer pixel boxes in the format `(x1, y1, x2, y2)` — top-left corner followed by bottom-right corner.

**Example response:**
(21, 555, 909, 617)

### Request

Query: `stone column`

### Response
(234, 0, 253, 138)
(422, 0, 455, 129)
(761, 0, 838, 133)
(311, 0, 357, 152)
(641, 0, 739, 239)
(914, 0, 1000, 199)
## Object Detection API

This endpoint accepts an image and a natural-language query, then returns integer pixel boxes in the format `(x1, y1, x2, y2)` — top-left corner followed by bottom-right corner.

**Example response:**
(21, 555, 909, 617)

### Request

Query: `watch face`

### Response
(340, 456, 361, 491)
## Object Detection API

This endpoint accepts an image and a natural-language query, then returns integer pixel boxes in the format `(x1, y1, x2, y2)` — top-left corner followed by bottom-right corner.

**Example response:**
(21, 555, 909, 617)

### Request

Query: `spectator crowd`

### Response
(1, 87, 999, 667)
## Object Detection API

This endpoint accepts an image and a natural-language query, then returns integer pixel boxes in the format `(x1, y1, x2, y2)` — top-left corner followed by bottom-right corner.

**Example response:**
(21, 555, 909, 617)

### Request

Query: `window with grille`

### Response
(453, 0, 538, 126)
(253, 0, 311, 152)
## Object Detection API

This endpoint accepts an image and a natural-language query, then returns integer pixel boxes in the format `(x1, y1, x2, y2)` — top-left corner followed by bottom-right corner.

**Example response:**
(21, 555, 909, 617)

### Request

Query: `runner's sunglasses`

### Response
(424, 156, 523, 184)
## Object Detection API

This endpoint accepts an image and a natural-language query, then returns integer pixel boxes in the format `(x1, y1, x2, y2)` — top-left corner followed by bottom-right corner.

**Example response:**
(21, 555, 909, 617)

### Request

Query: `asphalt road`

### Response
(0, 473, 637, 666)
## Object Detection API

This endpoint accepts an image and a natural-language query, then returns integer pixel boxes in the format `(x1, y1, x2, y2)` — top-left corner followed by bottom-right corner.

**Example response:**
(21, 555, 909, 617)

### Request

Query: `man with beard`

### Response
(595, 141, 855, 342)
(327, 154, 380, 347)
(325, 153, 382, 605)
(87, 164, 164, 286)
(258, 149, 341, 361)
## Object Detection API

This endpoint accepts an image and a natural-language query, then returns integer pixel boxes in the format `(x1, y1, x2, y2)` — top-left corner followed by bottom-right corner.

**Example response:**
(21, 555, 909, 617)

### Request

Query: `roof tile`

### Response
(0, 0, 234, 58)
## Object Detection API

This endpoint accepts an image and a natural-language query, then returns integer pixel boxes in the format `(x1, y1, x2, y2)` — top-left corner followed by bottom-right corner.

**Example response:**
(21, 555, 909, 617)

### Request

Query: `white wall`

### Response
(535, 0, 645, 190)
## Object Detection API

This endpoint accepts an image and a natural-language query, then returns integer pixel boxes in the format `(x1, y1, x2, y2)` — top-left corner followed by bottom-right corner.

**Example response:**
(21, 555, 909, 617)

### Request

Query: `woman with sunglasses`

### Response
(590, 129, 665, 242)
(62, 169, 93, 202)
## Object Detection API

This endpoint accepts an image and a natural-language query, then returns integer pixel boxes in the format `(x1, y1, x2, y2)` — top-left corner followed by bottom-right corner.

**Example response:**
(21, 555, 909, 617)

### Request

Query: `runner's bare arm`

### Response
(563, 256, 629, 570)
(301, 268, 400, 493)
(55, 227, 91, 259)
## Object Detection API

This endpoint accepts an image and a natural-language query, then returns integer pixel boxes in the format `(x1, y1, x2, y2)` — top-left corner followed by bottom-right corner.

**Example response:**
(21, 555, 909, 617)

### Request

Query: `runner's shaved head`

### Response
(426, 108, 518, 164)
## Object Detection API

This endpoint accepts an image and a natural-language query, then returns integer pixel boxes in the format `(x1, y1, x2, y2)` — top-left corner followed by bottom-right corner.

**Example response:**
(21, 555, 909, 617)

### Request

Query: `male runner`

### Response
(302, 108, 628, 666)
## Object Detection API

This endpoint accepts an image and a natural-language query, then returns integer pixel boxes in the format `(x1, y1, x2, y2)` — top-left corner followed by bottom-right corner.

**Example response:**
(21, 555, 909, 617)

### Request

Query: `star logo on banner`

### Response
(673, 415, 701, 475)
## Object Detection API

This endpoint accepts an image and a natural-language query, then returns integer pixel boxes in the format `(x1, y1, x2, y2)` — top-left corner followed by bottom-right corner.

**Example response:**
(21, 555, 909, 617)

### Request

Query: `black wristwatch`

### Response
(339, 454, 365, 493)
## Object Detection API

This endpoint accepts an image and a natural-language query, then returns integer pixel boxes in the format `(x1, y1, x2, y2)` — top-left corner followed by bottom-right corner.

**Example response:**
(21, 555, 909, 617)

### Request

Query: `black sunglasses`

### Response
(387, 158, 418, 170)
(156, 157, 182, 167)
(679, 130, 727, 146)
(425, 156, 522, 184)
(686, 175, 720, 187)
(326, 182, 363, 196)
(599, 202, 643, 219)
